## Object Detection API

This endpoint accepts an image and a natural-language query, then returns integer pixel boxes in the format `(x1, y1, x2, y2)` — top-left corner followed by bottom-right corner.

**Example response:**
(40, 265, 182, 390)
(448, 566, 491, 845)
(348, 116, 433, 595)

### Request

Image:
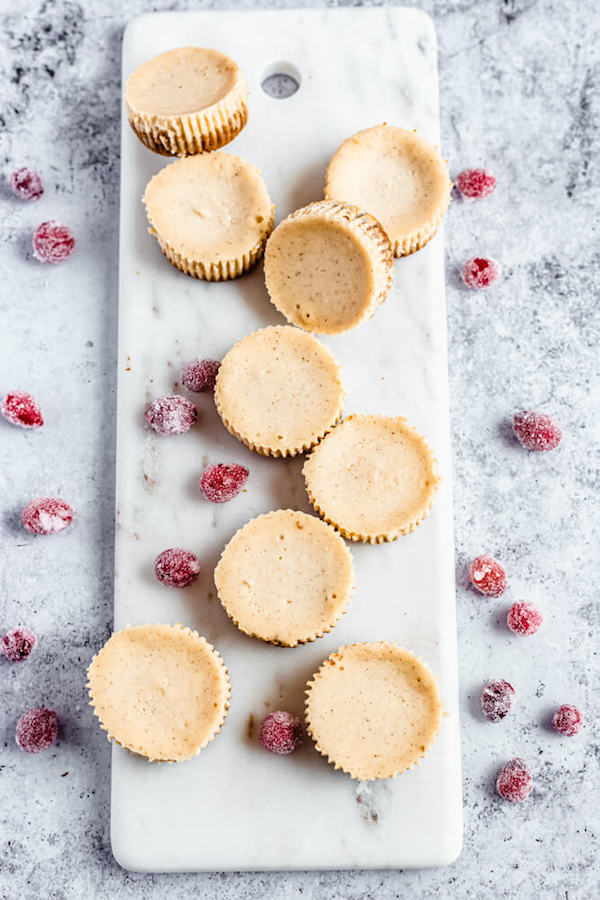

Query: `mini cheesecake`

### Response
(125, 46, 248, 156)
(303, 414, 439, 542)
(215, 325, 345, 456)
(87, 624, 230, 762)
(325, 125, 452, 257)
(215, 509, 354, 646)
(305, 642, 442, 780)
(264, 200, 393, 334)
(143, 153, 274, 281)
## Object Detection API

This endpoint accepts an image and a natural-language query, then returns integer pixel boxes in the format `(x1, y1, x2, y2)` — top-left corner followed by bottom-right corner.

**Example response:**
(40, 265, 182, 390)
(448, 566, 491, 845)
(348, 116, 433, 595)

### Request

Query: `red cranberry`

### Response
(496, 757, 532, 802)
(461, 256, 501, 289)
(1, 391, 44, 429)
(469, 554, 507, 597)
(146, 395, 197, 435)
(16, 707, 59, 753)
(200, 463, 248, 503)
(507, 601, 543, 636)
(0, 626, 37, 662)
(154, 548, 200, 588)
(32, 220, 75, 264)
(22, 497, 74, 535)
(455, 168, 496, 200)
(259, 711, 301, 755)
(513, 411, 562, 451)
(481, 680, 516, 722)
(552, 705, 584, 737)
(9, 167, 44, 201)
(181, 359, 220, 393)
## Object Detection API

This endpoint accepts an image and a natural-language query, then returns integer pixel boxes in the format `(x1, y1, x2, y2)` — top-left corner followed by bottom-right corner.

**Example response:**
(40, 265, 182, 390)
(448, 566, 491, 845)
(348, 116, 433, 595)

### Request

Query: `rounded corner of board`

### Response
(122, 12, 156, 50)
(438, 828, 464, 867)
(110, 827, 148, 873)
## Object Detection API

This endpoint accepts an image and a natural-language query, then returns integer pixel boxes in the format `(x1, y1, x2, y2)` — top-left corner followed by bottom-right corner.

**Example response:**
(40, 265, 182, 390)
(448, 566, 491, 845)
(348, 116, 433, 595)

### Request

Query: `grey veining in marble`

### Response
(0, 0, 599, 897)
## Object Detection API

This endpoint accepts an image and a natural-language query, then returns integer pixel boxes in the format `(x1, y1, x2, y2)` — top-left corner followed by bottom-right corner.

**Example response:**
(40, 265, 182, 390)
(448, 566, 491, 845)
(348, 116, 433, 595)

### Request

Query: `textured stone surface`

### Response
(0, 0, 598, 897)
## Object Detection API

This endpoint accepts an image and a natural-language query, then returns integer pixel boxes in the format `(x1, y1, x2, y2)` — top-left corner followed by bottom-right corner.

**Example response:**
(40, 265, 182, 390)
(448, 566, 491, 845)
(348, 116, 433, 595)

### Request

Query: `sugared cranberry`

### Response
(469, 555, 507, 597)
(1, 391, 44, 429)
(22, 497, 75, 535)
(0, 626, 37, 662)
(16, 707, 59, 753)
(456, 168, 496, 201)
(481, 680, 516, 722)
(552, 704, 584, 737)
(32, 220, 75, 264)
(154, 548, 200, 588)
(181, 359, 220, 393)
(9, 167, 44, 201)
(461, 256, 501, 289)
(200, 463, 248, 503)
(146, 395, 197, 435)
(259, 711, 301, 755)
(513, 411, 562, 451)
(496, 757, 532, 802)
(507, 601, 543, 636)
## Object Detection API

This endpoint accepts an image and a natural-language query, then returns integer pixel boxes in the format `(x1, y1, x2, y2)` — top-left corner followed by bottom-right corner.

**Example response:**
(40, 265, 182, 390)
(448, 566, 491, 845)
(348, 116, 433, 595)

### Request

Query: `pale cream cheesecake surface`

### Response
(264, 200, 394, 334)
(87, 624, 230, 762)
(143, 153, 274, 281)
(215, 325, 345, 456)
(303, 414, 439, 542)
(305, 642, 442, 780)
(125, 47, 248, 156)
(214, 509, 354, 646)
(325, 125, 452, 257)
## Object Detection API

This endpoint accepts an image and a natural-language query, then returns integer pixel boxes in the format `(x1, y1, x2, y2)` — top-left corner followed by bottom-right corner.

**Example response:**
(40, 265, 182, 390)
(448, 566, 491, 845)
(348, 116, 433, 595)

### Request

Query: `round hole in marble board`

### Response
(260, 61, 301, 98)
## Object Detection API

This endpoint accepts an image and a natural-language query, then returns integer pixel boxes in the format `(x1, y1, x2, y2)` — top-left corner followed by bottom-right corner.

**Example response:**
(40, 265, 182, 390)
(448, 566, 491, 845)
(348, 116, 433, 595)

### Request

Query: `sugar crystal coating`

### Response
(481, 679, 515, 722)
(0, 626, 37, 662)
(146, 395, 197, 435)
(16, 707, 58, 753)
(9, 166, 44, 201)
(496, 757, 532, 802)
(154, 548, 200, 588)
(507, 600, 543, 636)
(181, 359, 220, 393)
(513, 411, 562, 451)
(552, 704, 584, 736)
(259, 711, 301, 755)
(469, 554, 507, 597)
(200, 463, 248, 503)
(456, 168, 496, 200)
(22, 497, 74, 535)
(1, 391, 44, 428)
(461, 256, 501, 289)
(32, 220, 76, 264)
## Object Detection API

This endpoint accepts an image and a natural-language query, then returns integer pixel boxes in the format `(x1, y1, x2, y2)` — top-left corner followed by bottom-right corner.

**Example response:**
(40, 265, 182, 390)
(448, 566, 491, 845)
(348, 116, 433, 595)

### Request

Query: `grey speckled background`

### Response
(0, 0, 599, 897)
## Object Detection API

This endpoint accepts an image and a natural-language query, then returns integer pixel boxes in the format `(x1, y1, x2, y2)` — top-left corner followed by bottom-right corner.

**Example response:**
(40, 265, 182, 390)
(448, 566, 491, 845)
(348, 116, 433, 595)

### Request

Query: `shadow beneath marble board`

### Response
(54, 19, 126, 881)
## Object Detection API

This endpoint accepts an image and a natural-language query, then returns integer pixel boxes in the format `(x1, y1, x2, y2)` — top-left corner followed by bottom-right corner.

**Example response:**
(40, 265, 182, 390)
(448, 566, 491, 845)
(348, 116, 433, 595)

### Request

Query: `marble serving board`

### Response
(114, 7, 462, 872)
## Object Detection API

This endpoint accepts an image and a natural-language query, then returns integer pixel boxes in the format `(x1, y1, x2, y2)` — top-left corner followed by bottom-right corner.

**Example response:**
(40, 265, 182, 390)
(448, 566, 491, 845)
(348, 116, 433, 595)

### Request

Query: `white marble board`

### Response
(114, 7, 462, 872)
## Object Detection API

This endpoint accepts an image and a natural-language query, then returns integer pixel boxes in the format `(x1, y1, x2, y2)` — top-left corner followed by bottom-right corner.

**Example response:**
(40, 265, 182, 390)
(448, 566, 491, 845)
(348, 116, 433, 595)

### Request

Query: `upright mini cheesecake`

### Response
(303, 414, 439, 542)
(215, 325, 345, 456)
(87, 624, 231, 762)
(325, 125, 452, 257)
(305, 642, 442, 781)
(143, 153, 274, 281)
(264, 200, 394, 334)
(125, 47, 248, 156)
(215, 509, 354, 646)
